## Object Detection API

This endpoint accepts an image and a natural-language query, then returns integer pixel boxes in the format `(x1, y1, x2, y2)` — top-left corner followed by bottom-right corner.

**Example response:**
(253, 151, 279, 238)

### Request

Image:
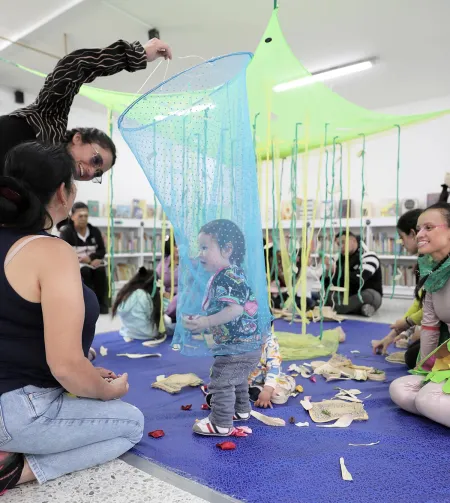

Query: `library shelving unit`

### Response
(263, 216, 416, 299)
(89, 217, 167, 291)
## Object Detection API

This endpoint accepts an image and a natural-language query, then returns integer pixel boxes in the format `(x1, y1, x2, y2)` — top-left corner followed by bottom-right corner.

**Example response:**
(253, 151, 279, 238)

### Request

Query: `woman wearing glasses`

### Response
(0, 38, 172, 181)
(390, 202, 450, 428)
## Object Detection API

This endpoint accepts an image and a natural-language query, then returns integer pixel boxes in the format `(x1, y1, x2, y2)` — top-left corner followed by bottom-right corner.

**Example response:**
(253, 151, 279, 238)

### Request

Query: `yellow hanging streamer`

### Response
(106, 108, 114, 299)
(293, 132, 325, 310)
(264, 90, 273, 308)
(343, 142, 352, 305)
(159, 211, 166, 333)
(264, 155, 271, 307)
(276, 162, 295, 311)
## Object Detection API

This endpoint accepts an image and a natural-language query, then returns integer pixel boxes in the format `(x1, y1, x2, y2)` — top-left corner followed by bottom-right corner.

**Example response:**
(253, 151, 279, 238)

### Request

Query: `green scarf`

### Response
(418, 254, 450, 293)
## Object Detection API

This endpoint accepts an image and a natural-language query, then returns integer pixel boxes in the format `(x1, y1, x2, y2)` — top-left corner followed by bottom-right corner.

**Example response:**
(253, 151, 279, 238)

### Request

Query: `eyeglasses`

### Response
(90, 145, 104, 184)
(416, 224, 448, 234)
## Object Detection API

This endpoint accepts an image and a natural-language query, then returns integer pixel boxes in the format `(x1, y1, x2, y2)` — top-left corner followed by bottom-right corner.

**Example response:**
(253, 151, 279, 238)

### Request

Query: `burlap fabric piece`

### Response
(308, 399, 369, 423)
(152, 373, 203, 394)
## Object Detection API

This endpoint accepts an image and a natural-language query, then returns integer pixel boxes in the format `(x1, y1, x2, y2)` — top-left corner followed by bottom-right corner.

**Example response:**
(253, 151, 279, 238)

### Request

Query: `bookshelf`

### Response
(265, 216, 416, 299)
(90, 215, 414, 299)
(89, 217, 166, 291)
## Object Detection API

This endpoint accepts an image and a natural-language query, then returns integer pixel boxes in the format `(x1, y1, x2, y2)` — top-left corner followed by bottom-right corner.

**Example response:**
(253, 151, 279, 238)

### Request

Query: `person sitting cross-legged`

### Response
(324, 231, 383, 317)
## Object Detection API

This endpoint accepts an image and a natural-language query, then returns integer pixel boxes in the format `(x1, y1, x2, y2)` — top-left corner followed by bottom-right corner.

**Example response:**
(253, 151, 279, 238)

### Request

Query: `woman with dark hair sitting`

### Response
(372, 209, 422, 361)
(0, 38, 172, 180)
(0, 142, 144, 494)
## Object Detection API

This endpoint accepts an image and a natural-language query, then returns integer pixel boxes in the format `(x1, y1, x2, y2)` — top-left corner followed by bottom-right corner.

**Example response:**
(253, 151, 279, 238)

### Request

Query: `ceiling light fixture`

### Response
(273, 59, 375, 93)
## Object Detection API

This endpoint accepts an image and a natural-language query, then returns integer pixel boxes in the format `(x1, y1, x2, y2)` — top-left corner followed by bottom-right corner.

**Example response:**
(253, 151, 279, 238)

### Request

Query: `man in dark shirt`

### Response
(325, 231, 383, 317)
(60, 202, 108, 314)
(0, 38, 172, 179)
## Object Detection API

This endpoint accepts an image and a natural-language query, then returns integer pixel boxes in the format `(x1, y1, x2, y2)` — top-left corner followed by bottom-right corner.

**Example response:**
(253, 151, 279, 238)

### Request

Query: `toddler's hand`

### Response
(254, 389, 273, 409)
(184, 316, 209, 334)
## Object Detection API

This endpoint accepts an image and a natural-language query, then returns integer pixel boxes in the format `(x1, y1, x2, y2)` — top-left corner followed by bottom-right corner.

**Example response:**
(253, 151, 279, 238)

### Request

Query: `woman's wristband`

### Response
(405, 317, 414, 327)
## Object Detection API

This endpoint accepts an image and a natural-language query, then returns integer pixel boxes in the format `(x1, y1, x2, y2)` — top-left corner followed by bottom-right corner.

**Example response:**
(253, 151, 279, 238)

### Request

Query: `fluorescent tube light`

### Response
(154, 103, 215, 122)
(273, 60, 374, 93)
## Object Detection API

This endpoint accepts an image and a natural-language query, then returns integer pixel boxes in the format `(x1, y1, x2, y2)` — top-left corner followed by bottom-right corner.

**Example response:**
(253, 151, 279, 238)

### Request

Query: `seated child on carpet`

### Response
(112, 267, 165, 344)
(248, 331, 295, 407)
(183, 219, 262, 436)
(204, 331, 295, 408)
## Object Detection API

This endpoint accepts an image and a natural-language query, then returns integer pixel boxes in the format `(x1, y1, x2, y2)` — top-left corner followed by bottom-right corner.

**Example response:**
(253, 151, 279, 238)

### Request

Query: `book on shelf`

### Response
(116, 205, 131, 219)
(114, 263, 137, 282)
(88, 200, 100, 217)
(381, 264, 415, 287)
(296, 198, 314, 219)
(339, 200, 352, 218)
(132, 199, 146, 219)
(101, 231, 140, 254)
(372, 232, 404, 256)
(143, 233, 162, 253)
(101, 204, 116, 218)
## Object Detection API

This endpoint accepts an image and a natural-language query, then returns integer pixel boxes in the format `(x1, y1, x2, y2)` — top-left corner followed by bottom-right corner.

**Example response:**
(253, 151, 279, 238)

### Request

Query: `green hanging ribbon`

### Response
(357, 133, 366, 303)
(391, 125, 401, 298)
(324, 136, 338, 301)
(319, 123, 329, 339)
(271, 142, 284, 305)
(336, 142, 344, 304)
(151, 121, 158, 298)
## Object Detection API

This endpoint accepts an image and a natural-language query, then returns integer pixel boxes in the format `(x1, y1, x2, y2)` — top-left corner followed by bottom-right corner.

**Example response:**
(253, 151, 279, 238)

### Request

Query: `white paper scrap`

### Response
(99, 346, 108, 357)
(316, 414, 354, 428)
(349, 441, 380, 447)
(350, 350, 360, 354)
(334, 394, 362, 403)
(288, 364, 301, 373)
(123, 336, 133, 343)
(156, 374, 166, 382)
(116, 353, 162, 359)
(300, 397, 313, 411)
(340, 457, 353, 481)
(250, 410, 285, 427)
(363, 394, 372, 399)
(295, 422, 310, 427)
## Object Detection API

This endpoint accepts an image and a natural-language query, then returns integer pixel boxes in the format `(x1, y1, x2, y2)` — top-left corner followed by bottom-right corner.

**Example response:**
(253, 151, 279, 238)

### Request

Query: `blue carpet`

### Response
(93, 320, 450, 503)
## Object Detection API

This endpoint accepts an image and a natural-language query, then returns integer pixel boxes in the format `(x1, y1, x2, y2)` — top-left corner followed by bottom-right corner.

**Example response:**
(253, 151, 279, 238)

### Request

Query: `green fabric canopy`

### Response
(247, 9, 450, 158)
(2, 8, 449, 159)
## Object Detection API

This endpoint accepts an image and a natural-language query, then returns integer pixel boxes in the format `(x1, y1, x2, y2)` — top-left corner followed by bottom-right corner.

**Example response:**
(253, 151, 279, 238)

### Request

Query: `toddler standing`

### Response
(184, 219, 262, 436)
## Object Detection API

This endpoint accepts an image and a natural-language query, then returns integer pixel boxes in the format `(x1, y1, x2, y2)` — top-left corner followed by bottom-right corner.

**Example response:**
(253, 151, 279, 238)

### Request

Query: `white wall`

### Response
(1, 85, 449, 215)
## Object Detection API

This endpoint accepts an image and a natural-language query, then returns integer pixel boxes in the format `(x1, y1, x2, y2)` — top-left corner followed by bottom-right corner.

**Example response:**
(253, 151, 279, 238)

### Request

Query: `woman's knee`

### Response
(389, 375, 423, 414)
(119, 402, 145, 444)
(415, 383, 450, 428)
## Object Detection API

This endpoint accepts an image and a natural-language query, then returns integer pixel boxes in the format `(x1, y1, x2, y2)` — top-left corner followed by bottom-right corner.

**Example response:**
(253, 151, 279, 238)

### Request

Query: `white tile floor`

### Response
(8, 298, 409, 503)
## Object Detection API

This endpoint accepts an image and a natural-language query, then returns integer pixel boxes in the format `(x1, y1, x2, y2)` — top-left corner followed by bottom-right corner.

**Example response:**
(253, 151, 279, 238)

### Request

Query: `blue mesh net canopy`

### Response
(118, 53, 271, 356)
